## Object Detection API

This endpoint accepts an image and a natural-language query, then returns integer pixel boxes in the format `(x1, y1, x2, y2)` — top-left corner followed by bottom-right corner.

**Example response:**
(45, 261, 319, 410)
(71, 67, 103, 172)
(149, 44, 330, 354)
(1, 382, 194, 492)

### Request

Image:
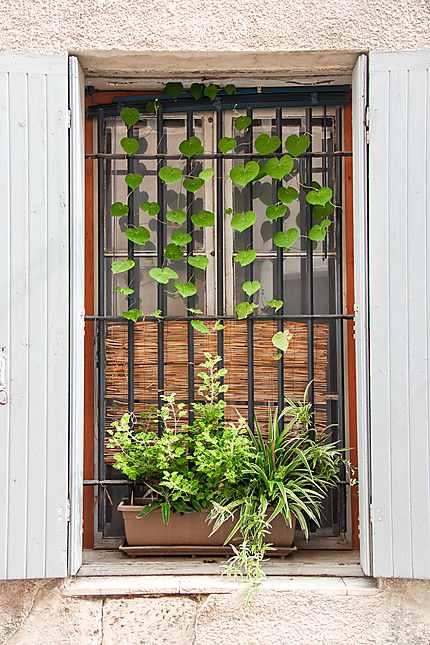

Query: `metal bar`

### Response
(305, 107, 315, 419)
(156, 109, 165, 434)
(186, 112, 195, 423)
(216, 106, 225, 380)
(275, 107, 285, 419)
(126, 124, 135, 411)
(86, 151, 352, 161)
(86, 313, 355, 321)
(247, 108, 255, 429)
(103, 250, 338, 259)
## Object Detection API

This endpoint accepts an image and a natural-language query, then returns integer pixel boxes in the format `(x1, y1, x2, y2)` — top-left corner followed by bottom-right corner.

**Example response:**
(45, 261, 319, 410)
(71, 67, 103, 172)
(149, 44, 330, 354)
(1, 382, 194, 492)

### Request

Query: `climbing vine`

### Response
(109, 82, 336, 353)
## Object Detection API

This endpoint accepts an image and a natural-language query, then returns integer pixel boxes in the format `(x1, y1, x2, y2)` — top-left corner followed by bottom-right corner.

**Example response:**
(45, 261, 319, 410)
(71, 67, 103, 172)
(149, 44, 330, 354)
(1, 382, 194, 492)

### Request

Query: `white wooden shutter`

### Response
(0, 55, 69, 579)
(368, 50, 430, 579)
(352, 54, 372, 577)
(68, 56, 85, 576)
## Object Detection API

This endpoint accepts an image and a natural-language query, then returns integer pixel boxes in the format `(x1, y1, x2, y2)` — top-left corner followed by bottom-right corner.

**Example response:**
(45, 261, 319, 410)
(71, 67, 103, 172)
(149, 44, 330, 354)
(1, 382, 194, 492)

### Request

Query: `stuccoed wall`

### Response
(1, 578, 430, 644)
(1, 0, 430, 56)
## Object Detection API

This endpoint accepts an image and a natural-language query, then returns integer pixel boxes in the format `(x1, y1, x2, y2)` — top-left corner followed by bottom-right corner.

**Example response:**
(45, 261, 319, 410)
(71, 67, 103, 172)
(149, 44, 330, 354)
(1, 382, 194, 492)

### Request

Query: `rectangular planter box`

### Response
(118, 501, 296, 548)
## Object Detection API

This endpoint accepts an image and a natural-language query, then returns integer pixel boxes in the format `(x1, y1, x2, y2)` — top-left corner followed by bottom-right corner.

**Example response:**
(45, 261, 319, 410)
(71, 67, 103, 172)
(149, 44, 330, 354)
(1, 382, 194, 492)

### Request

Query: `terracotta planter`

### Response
(118, 501, 296, 548)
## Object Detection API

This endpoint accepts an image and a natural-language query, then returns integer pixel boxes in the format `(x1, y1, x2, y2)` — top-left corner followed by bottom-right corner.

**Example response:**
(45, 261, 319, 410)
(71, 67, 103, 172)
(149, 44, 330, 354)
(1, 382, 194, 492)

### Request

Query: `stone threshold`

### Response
(63, 575, 378, 598)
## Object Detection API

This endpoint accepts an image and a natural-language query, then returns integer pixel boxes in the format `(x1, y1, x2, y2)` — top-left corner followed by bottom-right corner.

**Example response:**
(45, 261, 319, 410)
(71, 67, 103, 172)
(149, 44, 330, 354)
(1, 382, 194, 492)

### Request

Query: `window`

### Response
(85, 86, 354, 546)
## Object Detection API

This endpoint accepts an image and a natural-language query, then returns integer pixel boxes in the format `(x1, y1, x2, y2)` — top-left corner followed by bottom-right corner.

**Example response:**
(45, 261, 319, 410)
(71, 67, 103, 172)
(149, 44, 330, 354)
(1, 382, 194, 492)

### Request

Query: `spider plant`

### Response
(208, 397, 345, 584)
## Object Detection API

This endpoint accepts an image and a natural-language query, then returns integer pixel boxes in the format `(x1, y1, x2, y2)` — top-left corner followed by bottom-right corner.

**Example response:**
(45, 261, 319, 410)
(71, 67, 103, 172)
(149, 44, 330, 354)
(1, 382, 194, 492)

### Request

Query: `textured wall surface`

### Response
(1, 578, 430, 644)
(1, 0, 430, 57)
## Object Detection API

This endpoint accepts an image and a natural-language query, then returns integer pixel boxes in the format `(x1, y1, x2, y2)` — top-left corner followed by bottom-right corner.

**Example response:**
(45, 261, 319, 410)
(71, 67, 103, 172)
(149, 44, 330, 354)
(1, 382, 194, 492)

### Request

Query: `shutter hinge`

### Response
(67, 109, 72, 129)
(66, 498, 71, 523)
(365, 106, 370, 144)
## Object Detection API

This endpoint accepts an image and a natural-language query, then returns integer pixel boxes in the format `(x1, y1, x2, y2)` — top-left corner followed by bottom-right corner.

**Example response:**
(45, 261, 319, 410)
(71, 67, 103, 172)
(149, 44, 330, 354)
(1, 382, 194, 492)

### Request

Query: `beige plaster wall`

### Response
(1, 0, 430, 59)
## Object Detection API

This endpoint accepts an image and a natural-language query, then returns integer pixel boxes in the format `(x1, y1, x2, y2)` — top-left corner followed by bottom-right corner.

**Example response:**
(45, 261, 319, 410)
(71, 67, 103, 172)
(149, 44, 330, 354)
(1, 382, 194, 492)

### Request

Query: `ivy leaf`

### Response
(165, 82, 183, 99)
(234, 249, 257, 267)
(230, 161, 260, 187)
(236, 301, 257, 319)
(183, 177, 205, 193)
(313, 203, 335, 219)
(150, 309, 163, 319)
(125, 173, 143, 191)
(187, 255, 209, 270)
(120, 107, 139, 127)
(273, 227, 300, 249)
(115, 286, 134, 296)
(242, 280, 261, 297)
(231, 210, 256, 232)
(213, 319, 224, 330)
(191, 319, 211, 334)
(308, 225, 326, 241)
(171, 230, 192, 246)
(255, 133, 281, 154)
(149, 267, 178, 284)
(278, 185, 299, 204)
(263, 155, 294, 181)
(272, 329, 293, 353)
(266, 299, 283, 312)
(191, 210, 215, 227)
(179, 135, 204, 158)
(174, 281, 198, 298)
(164, 243, 183, 261)
(218, 137, 236, 154)
(123, 226, 150, 245)
(204, 84, 220, 100)
(286, 133, 311, 157)
(190, 83, 204, 101)
(110, 201, 129, 217)
(158, 166, 183, 184)
(188, 307, 204, 315)
(121, 308, 143, 322)
(166, 209, 187, 225)
(234, 115, 252, 131)
(199, 168, 214, 181)
(306, 187, 333, 206)
(266, 204, 288, 221)
(112, 259, 135, 274)
(224, 84, 237, 95)
(120, 137, 140, 155)
(140, 201, 160, 217)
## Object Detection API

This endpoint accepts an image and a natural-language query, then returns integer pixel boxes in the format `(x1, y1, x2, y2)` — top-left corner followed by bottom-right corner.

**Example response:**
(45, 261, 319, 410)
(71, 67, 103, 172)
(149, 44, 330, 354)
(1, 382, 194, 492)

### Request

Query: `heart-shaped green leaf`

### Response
(234, 115, 252, 131)
(183, 177, 204, 193)
(112, 259, 135, 274)
(174, 281, 198, 298)
(191, 210, 215, 227)
(121, 309, 143, 322)
(204, 84, 220, 101)
(236, 301, 258, 319)
(110, 202, 129, 217)
(120, 137, 140, 155)
(115, 286, 134, 296)
(266, 204, 288, 221)
(242, 280, 261, 297)
(158, 166, 183, 184)
(120, 107, 140, 127)
(187, 255, 208, 270)
(286, 133, 311, 157)
(278, 185, 299, 204)
(125, 173, 143, 191)
(266, 299, 283, 312)
(234, 249, 257, 267)
(224, 84, 237, 95)
(171, 230, 192, 246)
(191, 319, 211, 334)
(190, 83, 204, 101)
(139, 201, 160, 217)
(150, 309, 163, 319)
(149, 267, 178, 284)
(218, 137, 236, 154)
(124, 226, 150, 245)
(306, 187, 333, 206)
(166, 209, 187, 225)
(230, 161, 260, 187)
(164, 243, 183, 261)
(199, 168, 214, 182)
(272, 329, 293, 353)
(179, 136, 204, 158)
(313, 203, 335, 219)
(263, 155, 294, 181)
(231, 210, 256, 232)
(308, 225, 326, 241)
(164, 82, 183, 99)
(255, 133, 281, 154)
(273, 227, 300, 249)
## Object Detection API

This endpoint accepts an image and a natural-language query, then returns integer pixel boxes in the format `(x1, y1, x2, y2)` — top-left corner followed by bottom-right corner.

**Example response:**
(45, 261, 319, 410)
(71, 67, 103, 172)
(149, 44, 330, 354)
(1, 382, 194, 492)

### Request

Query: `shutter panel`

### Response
(0, 55, 69, 579)
(369, 50, 430, 579)
(352, 54, 372, 577)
